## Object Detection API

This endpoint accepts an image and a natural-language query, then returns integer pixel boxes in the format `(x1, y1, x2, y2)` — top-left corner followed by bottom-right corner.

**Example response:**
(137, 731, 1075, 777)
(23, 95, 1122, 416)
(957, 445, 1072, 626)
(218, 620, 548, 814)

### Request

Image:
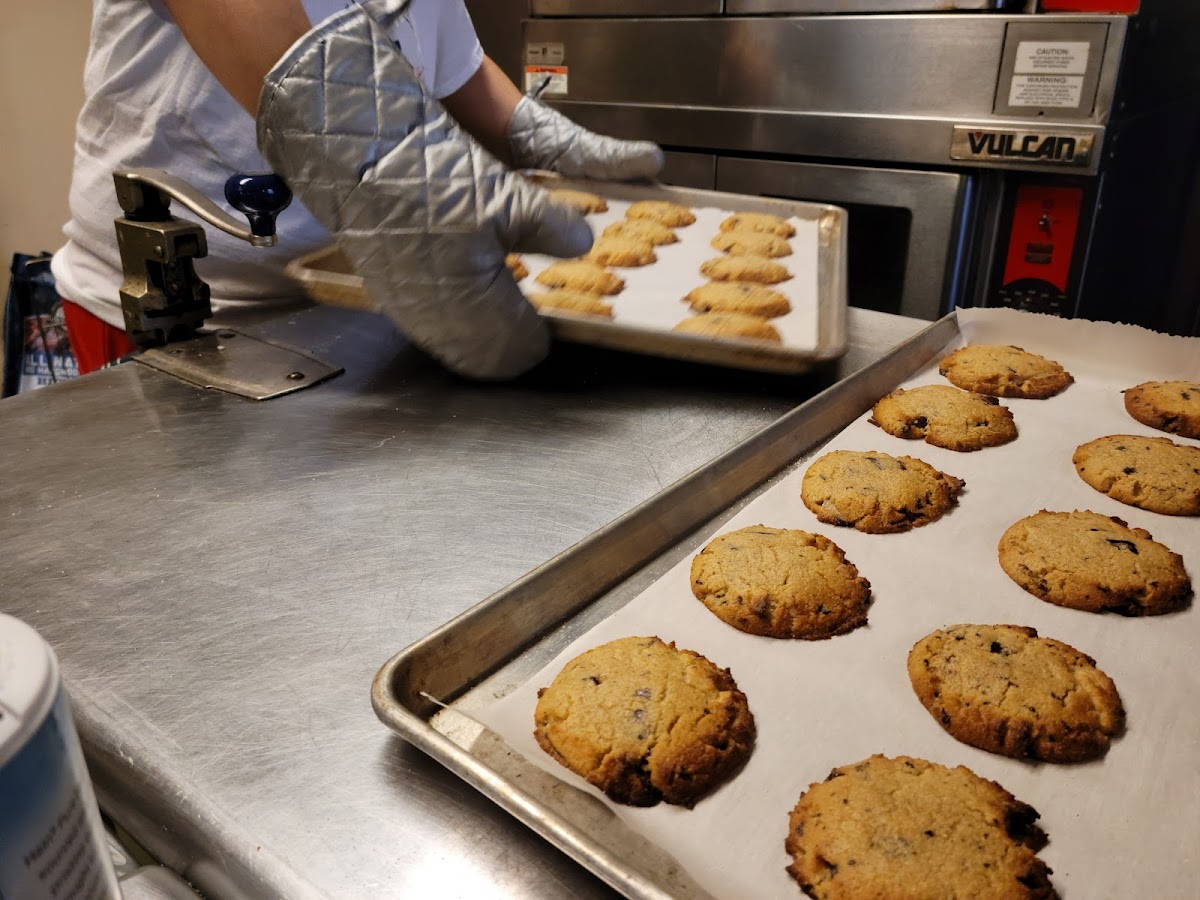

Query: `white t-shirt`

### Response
(52, 0, 484, 328)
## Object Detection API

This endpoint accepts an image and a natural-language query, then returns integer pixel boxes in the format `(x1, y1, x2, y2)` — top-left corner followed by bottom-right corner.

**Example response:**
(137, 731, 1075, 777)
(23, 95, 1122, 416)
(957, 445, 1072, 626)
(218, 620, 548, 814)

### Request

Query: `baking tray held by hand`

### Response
(285, 178, 848, 375)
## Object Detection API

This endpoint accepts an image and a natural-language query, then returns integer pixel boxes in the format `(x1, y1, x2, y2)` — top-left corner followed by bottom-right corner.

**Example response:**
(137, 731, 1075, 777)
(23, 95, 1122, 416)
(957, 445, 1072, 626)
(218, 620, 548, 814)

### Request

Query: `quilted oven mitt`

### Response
(507, 95, 664, 182)
(257, 6, 593, 380)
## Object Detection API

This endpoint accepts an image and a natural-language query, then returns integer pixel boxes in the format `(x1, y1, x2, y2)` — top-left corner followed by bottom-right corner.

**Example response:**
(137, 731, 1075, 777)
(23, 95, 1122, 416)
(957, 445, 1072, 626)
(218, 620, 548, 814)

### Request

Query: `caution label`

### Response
(524, 65, 568, 97)
(1014, 41, 1090, 75)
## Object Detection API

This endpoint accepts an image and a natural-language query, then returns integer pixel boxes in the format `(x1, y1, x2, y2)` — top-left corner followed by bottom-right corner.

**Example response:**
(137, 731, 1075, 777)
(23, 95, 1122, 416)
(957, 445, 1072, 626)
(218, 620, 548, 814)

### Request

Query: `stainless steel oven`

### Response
(471, 0, 1200, 334)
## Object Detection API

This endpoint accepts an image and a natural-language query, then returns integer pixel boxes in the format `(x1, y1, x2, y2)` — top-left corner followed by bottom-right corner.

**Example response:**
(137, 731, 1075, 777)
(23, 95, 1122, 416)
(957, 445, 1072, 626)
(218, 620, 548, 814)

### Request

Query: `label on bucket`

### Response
(0, 691, 120, 900)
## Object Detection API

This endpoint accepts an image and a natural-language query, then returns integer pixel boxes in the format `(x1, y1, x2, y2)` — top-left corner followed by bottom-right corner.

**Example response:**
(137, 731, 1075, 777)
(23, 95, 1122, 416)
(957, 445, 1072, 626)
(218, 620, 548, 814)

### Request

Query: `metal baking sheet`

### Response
(375, 308, 1200, 899)
(370, 313, 958, 900)
(285, 179, 848, 375)
(374, 307, 1200, 897)
(472, 311, 1200, 899)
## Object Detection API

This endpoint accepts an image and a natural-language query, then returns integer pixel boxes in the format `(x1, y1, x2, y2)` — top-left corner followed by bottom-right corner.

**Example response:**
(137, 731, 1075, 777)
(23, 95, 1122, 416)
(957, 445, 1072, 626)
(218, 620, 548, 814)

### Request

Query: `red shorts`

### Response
(61, 300, 137, 375)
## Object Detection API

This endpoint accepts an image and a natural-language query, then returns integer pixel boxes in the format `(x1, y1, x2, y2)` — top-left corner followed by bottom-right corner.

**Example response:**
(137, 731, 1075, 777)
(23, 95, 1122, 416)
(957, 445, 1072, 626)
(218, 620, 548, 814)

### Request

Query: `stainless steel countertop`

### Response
(0, 305, 924, 899)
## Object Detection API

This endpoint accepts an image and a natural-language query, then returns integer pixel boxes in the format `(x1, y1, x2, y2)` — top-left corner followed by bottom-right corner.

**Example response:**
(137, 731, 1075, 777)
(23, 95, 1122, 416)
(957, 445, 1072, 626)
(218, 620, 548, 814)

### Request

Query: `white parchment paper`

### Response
(476, 308, 1200, 899)
(518, 200, 821, 352)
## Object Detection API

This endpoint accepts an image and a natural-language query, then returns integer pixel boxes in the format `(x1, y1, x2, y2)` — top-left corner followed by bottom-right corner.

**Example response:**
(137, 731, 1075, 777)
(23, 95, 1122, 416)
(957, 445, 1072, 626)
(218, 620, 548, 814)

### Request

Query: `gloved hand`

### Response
(256, 7, 593, 380)
(507, 96, 664, 182)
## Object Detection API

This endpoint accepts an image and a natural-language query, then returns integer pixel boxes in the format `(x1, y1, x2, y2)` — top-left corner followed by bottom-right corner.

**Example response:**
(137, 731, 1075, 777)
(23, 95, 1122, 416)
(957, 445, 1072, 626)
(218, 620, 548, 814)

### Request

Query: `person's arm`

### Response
(257, 7, 592, 379)
(441, 56, 522, 166)
(161, 0, 313, 114)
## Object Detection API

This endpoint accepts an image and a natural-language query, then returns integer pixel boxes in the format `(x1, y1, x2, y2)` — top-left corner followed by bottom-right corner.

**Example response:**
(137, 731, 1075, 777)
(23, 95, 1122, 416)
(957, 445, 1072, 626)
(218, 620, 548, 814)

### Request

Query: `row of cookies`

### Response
(783, 351, 1196, 895)
(535, 633, 1062, 898)
(784, 347, 1195, 895)
(801, 347, 1195, 616)
(675, 212, 798, 344)
(509, 190, 818, 347)
(861, 346, 1200, 519)
(519, 194, 697, 318)
(532, 627, 1078, 897)
(530, 341, 1197, 897)
(933, 345, 1200, 516)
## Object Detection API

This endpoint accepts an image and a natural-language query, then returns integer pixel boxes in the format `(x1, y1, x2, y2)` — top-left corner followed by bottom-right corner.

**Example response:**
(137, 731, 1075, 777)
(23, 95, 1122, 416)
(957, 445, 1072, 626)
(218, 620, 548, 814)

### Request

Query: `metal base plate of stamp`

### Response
(134, 330, 342, 400)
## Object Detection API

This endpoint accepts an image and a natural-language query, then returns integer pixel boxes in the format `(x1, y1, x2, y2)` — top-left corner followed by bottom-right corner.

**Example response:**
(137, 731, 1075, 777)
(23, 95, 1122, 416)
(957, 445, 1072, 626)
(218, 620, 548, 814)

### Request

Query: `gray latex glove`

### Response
(256, 7, 592, 380)
(507, 95, 664, 181)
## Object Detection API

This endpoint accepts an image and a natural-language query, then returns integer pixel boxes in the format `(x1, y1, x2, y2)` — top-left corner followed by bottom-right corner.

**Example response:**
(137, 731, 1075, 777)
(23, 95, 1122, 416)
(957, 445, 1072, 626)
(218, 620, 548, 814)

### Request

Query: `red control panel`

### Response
(994, 184, 1083, 316)
(1040, 1, 1139, 12)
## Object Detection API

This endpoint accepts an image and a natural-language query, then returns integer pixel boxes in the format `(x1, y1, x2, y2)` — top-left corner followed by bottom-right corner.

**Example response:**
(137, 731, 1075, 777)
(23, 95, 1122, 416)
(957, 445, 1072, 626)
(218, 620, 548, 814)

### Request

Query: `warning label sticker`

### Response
(1014, 41, 1090, 75)
(524, 65, 568, 97)
(1008, 74, 1084, 109)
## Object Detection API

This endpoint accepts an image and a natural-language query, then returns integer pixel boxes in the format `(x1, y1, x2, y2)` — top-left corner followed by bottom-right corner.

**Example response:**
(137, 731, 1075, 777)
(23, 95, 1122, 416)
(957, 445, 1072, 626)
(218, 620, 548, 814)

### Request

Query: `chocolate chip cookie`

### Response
(533, 636, 755, 807)
(998, 510, 1192, 615)
(548, 188, 608, 214)
(1124, 380, 1200, 439)
(801, 450, 965, 534)
(719, 212, 797, 238)
(625, 200, 696, 227)
(786, 755, 1056, 900)
(673, 312, 782, 344)
(710, 230, 793, 259)
(700, 255, 792, 285)
(535, 260, 625, 296)
(683, 282, 791, 318)
(528, 290, 614, 318)
(909, 624, 1124, 763)
(690, 526, 871, 639)
(584, 236, 656, 267)
(602, 219, 679, 246)
(939, 344, 1073, 399)
(870, 384, 1017, 452)
(1073, 434, 1200, 516)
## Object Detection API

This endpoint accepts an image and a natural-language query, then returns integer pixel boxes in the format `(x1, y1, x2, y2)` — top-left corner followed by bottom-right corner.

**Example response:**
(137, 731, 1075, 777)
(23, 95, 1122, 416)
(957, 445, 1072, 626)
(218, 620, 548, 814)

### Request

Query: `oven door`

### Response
(530, 1, 1013, 15)
(691, 158, 979, 321)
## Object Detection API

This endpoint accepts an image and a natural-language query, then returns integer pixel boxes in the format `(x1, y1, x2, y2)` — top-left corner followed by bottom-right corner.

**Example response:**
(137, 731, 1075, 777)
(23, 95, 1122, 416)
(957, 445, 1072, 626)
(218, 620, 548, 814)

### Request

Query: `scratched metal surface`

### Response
(0, 305, 923, 899)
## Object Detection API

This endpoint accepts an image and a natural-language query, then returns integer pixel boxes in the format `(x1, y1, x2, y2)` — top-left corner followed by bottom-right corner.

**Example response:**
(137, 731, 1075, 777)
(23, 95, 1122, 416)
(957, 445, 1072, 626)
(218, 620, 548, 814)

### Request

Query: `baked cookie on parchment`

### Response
(548, 187, 608, 214)
(533, 636, 755, 808)
(584, 236, 656, 268)
(1124, 380, 1200, 439)
(528, 290, 614, 319)
(1073, 434, 1200, 516)
(626, 200, 696, 227)
(870, 384, 1017, 451)
(719, 212, 796, 238)
(690, 526, 871, 639)
(504, 254, 528, 281)
(684, 282, 791, 319)
(700, 255, 792, 285)
(602, 218, 679, 246)
(785, 755, 1056, 900)
(710, 230, 793, 259)
(801, 450, 965, 534)
(673, 312, 782, 344)
(939, 344, 1073, 399)
(908, 624, 1124, 763)
(535, 260, 625, 296)
(998, 510, 1192, 616)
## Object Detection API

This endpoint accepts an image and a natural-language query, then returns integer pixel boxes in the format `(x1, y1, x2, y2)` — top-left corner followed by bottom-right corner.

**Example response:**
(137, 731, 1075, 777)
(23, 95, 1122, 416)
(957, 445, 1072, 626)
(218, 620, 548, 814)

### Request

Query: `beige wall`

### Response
(0, 5, 90, 374)
(0, 5, 91, 275)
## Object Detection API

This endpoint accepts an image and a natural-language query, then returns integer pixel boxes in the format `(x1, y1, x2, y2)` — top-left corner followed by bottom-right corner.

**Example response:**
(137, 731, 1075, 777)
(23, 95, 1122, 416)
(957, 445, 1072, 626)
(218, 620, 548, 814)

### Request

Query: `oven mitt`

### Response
(256, 6, 593, 379)
(506, 96, 664, 182)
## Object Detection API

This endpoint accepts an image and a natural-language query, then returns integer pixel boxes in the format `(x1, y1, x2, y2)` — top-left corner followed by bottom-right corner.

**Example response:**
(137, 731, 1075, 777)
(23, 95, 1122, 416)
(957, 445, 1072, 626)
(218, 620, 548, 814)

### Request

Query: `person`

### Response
(53, 0, 662, 377)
